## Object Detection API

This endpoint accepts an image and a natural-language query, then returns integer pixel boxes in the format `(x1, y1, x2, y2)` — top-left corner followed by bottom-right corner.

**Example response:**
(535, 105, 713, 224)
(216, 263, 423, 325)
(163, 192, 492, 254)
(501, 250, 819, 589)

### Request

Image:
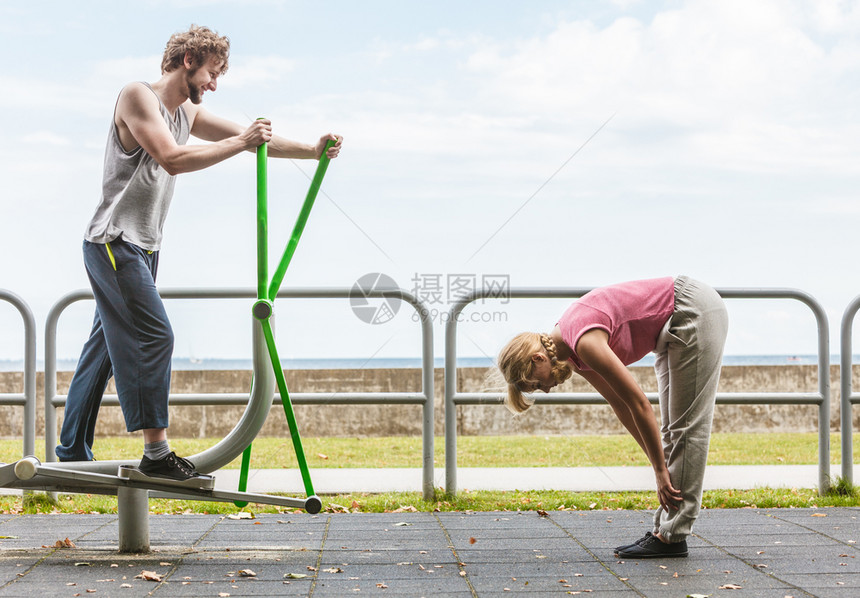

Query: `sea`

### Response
(0, 354, 842, 372)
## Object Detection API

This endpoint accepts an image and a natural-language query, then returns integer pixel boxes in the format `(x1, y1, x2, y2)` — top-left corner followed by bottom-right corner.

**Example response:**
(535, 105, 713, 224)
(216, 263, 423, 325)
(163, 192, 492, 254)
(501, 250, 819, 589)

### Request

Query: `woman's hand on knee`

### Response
(656, 470, 683, 511)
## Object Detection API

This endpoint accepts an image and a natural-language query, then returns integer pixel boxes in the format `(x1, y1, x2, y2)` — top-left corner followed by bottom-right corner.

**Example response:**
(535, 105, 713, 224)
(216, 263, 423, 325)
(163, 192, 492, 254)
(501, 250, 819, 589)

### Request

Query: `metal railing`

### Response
(0, 289, 37, 459)
(445, 287, 831, 496)
(840, 295, 860, 485)
(44, 287, 436, 500)
(2, 283, 842, 498)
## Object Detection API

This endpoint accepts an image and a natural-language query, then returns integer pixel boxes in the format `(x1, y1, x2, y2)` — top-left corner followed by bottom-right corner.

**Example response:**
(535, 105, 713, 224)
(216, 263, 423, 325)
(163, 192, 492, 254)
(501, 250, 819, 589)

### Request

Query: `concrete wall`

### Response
(1, 364, 858, 440)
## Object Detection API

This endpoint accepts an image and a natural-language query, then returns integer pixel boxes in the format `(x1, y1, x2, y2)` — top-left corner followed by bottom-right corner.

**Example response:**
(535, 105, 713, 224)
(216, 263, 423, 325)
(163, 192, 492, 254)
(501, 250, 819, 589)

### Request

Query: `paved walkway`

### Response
(212, 464, 840, 494)
(0, 508, 858, 597)
(1, 465, 856, 596)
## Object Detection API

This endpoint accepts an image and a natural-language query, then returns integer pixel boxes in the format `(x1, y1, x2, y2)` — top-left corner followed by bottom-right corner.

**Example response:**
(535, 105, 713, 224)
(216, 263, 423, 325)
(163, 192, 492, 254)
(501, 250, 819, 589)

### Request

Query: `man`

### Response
(55, 25, 342, 483)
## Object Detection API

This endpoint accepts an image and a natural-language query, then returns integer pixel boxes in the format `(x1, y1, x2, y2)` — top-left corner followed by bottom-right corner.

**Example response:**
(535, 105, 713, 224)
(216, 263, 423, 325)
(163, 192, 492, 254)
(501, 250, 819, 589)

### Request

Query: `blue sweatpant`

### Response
(55, 238, 173, 462)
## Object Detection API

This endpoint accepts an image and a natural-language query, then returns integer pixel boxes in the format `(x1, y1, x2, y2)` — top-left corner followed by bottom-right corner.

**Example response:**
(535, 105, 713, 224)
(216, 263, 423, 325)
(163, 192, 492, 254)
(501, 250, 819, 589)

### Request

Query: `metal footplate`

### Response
(117, 465, 215, 490)
(2, 458, 321, 513)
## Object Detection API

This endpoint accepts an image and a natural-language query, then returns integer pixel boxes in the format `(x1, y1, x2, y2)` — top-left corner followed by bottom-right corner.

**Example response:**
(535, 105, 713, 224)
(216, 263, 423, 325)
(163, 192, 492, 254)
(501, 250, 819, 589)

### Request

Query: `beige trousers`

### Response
(652, 276, 729, 543)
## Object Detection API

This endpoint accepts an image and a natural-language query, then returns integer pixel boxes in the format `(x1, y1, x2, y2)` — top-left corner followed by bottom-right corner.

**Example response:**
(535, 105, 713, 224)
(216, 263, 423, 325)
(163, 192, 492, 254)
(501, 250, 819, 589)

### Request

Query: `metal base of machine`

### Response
(0, 457, 322, 551)
(117, 465, 215, 490)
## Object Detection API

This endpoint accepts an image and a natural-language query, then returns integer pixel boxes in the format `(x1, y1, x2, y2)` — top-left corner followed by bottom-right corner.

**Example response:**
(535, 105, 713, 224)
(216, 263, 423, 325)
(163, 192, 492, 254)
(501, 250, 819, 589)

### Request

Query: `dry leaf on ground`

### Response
(393, 505, 418, 513)
(325, 503, 350, 513)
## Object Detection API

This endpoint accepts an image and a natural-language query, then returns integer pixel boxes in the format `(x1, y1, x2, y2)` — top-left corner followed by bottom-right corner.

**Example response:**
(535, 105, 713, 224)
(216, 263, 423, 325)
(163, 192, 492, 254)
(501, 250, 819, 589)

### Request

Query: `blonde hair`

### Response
(162, 25, 230, 75)
(497, 332, 572, 414)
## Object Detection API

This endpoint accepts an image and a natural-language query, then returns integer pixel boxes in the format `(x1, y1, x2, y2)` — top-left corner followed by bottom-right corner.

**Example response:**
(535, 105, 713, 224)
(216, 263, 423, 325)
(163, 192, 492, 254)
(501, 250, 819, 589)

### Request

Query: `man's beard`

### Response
(186, 69, 202, 104)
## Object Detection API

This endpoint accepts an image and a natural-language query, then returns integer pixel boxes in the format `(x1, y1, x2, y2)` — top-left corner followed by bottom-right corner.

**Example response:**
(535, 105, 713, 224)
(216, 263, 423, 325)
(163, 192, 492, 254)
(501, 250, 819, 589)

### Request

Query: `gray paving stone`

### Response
(0, 509, 857, 596)
(314, 561, 463, 580)
(320, 548, 456, 565)
(465, 560, 609, 577)
(151, 579, 313, 596)
(311, 577, 470, 595)
(468, 569, 632, 594)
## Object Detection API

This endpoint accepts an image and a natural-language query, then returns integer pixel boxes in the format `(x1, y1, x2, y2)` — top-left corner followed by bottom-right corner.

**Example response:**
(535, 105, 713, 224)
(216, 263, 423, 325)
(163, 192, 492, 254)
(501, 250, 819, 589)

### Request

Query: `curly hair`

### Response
(497, 332, 573, 414)
(161, 25, 230, 75)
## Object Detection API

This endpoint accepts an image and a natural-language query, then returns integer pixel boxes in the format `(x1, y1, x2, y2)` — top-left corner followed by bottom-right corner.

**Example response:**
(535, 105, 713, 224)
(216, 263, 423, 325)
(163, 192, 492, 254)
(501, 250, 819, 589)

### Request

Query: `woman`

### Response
(497, 276, 728, 558)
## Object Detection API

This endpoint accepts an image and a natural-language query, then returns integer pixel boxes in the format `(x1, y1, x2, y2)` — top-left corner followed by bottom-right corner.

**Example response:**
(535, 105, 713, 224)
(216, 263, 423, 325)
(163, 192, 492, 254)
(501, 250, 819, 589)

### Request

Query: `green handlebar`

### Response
(256, 140, 268, 301)
(267, 138, 336, 301)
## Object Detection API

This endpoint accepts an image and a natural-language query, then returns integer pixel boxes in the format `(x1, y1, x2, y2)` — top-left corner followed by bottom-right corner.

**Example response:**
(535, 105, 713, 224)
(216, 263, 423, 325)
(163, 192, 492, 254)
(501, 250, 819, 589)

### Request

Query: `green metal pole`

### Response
(267, 139, 335, 301)
(256, 130, 269, 301)
(233, 445, 252, 508)
(237, 128, 269, 507)
(261, 319, 315, 496)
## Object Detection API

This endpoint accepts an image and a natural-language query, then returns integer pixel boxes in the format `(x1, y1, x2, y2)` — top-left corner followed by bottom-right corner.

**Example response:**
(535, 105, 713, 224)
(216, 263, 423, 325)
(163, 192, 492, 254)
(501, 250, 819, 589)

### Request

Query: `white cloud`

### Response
(0, 76, 107, 116)
(219, 55, 296, 88)
(89, 55, 162, 86)
(449, 0, 860, 176)
(22, 131, 71, 146)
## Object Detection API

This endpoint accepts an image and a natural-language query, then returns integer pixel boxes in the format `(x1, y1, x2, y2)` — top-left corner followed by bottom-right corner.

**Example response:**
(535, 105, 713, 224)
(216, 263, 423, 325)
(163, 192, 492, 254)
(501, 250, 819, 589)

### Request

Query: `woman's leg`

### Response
(654, 276, 728, 543)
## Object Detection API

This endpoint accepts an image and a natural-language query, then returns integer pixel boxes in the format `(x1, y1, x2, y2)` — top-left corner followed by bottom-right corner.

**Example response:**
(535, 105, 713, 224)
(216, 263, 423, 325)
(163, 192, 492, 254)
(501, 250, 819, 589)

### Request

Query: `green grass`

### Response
(6, 484, 859, 516)
(2, 433, 858, 514)
(2, 432, 852, 469)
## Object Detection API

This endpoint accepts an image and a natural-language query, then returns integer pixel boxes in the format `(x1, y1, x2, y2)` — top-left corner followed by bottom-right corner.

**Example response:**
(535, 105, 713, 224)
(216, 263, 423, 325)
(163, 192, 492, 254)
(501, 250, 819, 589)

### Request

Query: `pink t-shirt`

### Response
(557, 277, 675, 371)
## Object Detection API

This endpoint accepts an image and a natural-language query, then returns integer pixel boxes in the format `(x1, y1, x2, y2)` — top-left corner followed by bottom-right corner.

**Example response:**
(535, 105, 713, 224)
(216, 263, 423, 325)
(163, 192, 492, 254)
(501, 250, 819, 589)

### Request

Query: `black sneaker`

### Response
(138, 451, 201, 482)
(172, 453, 197, 472)
(615, 534, 688, 559)
(614, 531, 653, 553)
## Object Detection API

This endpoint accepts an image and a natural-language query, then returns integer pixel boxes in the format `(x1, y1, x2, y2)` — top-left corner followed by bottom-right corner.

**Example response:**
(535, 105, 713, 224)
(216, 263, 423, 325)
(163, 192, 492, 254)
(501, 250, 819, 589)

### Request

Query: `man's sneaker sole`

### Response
(118, 465, 215, 490)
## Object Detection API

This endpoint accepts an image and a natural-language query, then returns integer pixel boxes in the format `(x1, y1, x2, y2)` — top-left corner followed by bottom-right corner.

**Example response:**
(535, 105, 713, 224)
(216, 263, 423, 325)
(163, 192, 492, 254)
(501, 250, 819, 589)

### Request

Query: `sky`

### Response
(1, 0, 859, 365)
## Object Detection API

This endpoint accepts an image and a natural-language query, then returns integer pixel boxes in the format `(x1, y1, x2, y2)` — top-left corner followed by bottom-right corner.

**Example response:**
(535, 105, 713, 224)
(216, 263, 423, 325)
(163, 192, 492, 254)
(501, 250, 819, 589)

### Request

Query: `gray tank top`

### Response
(84, 82, 190, 251)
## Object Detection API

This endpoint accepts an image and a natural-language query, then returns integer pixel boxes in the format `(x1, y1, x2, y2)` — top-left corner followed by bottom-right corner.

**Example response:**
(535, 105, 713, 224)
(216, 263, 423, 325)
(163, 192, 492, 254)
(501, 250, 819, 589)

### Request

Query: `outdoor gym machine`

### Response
(0, 131, 335, 551)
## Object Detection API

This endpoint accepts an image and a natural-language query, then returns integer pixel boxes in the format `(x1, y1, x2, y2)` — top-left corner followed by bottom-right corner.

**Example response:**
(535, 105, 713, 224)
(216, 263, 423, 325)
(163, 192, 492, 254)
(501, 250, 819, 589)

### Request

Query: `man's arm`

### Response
(116, 83, 270, 175)
(190, 107, 342, 160)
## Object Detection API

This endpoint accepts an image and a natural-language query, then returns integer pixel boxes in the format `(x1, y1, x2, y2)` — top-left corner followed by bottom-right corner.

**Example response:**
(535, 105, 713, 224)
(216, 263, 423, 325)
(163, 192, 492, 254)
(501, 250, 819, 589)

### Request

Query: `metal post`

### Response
(444, 297, 462, 496)
(840, 295, 860, 485)
(417, 299, 435, 501)
(45, 290, 92, 463)
(117, 487, 150, 553)
(0, 290, 36, 460)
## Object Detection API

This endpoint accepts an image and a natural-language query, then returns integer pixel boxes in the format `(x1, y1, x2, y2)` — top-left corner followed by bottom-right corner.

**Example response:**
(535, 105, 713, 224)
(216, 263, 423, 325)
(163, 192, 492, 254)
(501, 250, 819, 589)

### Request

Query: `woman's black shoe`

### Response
(615, 535, 688, 559)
